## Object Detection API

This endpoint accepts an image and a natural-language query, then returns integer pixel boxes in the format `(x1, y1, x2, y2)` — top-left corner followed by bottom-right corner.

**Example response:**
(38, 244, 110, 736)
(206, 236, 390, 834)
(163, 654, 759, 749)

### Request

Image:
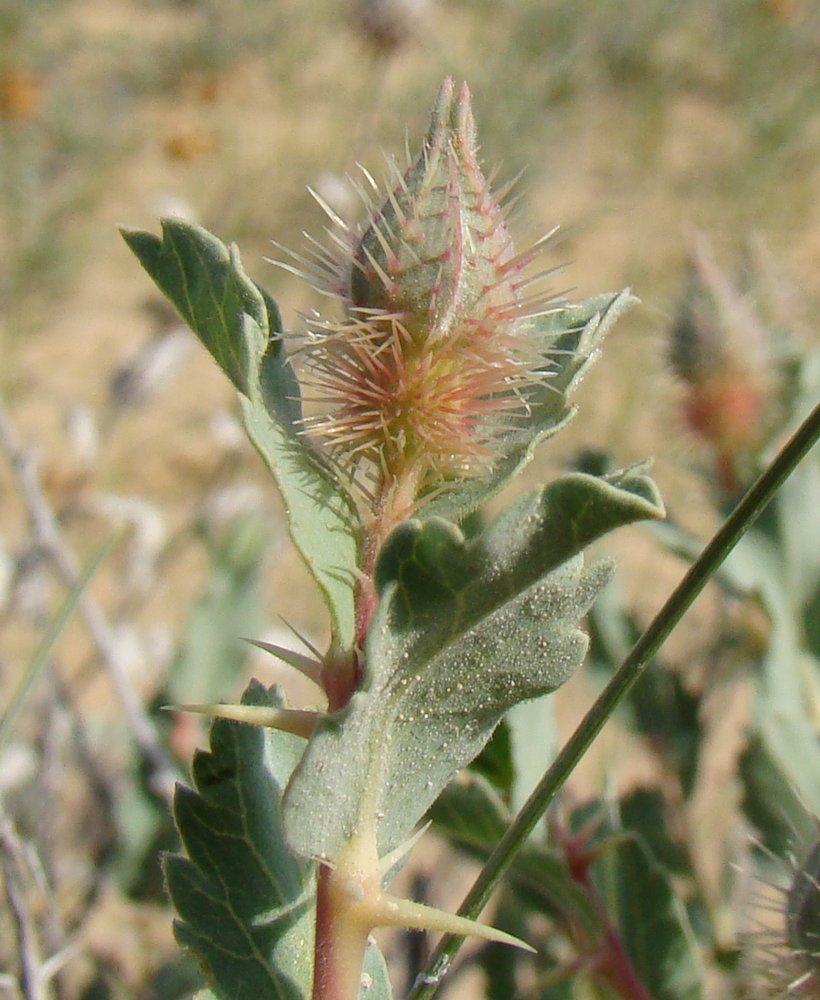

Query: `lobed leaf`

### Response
(167, 681, 392, 1000)
(283, 467, 664, 860)
(167, 681, 312, 999)
(593, 822, 703, 1000)
(122, 220, 360, 651)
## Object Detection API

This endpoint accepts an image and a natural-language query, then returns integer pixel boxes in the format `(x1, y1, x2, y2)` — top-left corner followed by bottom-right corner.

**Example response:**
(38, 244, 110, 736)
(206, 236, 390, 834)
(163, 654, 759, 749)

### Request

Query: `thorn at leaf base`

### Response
(372, 892, 536, 953)
(167, 702, 320, 739)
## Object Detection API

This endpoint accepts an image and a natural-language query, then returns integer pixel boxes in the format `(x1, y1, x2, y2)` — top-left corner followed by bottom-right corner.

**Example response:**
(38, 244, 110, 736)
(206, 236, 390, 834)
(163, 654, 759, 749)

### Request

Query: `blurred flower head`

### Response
(744, 836, 820, 999)
(351, 0, 434, 55)
(668, 233, 796, 496)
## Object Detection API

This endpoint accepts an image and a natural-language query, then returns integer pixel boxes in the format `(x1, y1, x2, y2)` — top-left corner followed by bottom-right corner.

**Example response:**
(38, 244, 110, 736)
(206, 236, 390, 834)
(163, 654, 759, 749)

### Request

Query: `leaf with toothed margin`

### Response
(592, 805, 703, 1000)
(121, 220, 360, 652)
(283, 466, 664, 861)
(421, 290, 637, 522)
(167, 680, 392, 1000)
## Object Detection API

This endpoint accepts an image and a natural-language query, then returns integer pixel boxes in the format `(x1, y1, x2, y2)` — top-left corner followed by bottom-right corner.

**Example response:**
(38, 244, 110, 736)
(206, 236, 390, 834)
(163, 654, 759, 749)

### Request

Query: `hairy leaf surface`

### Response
(167, 681, 391, 1000)
(122, 220, 360, 651)
(284, 468, 664, 859)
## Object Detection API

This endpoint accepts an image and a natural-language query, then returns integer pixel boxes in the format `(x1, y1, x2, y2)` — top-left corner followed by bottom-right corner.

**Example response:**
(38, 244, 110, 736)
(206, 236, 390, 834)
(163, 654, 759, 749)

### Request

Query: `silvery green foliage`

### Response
(124, 212, 664, 999)
(284, 469, 662, 860)
(122, 221, 361, 653)
(167, 682, 392, 1000)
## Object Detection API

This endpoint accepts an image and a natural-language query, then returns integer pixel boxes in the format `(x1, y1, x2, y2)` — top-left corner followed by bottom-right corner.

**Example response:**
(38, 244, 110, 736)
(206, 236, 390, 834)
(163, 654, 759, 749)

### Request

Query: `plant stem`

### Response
(582, 872, 656, 1000)
(313, 864, 372, 1000)
(313, 819, 383, 1000)
(408, 401, 820, 1000)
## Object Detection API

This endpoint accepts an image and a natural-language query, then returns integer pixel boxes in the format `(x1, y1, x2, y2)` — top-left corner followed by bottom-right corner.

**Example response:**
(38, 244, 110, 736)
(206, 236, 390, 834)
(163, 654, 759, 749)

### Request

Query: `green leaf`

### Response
(148, 956, 206, 999)
(740, 733, 819, 856)
(166, 681, 312, 1000)
(430, 771, 509, 845)
(618, 790, 689, 877)
(593, 819, 703, 1000)
(506, 695, 558, 820)
(120, 223, 272, 396)
(421, 290, 637, 522)
(430, 773, 598, 935)
(471, 720, 515, 797)
(754, 710, 820, 818)
(284, 467, 664, 860)
(167, 680, 392, 1000)
(122, 220, 360, 651)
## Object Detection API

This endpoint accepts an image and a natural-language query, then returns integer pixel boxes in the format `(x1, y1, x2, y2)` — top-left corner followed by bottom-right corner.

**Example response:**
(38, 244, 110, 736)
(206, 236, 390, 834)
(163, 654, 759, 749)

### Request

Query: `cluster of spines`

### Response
(272, 77, 561, 504)
(741, 836, 820, 999)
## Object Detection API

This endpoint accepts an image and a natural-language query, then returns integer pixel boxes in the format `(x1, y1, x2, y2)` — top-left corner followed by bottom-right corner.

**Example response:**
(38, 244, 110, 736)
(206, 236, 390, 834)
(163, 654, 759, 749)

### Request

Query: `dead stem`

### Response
(0, 399, 179, 802)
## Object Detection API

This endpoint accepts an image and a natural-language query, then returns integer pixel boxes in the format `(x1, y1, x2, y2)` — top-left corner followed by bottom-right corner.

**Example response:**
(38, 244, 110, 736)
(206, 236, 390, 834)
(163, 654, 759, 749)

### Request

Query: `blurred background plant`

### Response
(422, 234, 819, 1000)
(0, 1, 818, 998)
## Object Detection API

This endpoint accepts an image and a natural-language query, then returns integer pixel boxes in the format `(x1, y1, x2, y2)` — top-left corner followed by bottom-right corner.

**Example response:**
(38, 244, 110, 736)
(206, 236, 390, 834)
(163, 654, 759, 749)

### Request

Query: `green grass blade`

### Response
(0, 537, 113, 752)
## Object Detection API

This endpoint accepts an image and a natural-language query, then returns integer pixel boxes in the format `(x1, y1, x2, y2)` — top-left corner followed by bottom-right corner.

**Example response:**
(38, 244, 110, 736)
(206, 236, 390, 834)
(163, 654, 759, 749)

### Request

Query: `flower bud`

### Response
(278, 78, 555, 510)
(668, 234, 785, 495)
(350, 77, 517, 346)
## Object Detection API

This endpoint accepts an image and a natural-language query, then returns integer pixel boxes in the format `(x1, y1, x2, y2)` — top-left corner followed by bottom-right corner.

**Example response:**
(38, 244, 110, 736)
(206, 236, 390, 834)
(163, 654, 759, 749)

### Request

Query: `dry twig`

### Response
(0, 400, 178, 801)
(0, 814, 50, 1000)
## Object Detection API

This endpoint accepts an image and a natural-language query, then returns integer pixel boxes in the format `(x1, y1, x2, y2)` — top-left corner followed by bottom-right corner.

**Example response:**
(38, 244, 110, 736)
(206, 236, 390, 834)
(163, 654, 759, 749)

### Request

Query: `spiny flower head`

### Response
(276, 77, 556, 517)
(743, 837, 820, 999)
(668, 234, 791, 496)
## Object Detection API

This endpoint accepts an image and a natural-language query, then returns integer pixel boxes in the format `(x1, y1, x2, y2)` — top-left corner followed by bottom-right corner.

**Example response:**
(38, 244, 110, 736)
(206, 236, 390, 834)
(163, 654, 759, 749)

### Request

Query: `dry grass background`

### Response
(0, 1, 818, 997)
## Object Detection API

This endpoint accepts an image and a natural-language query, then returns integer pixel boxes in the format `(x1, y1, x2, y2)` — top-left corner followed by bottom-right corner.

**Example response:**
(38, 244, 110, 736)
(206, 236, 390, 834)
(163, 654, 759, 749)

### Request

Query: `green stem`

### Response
(408, 402, 820, 1000)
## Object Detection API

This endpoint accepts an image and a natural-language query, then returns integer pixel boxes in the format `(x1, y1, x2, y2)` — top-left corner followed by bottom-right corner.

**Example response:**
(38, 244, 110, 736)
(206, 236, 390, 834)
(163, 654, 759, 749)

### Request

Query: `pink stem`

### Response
(576, 868, 657, 1000)
(312, 864, 371, 1000)
(559, 823, 657, 1000)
